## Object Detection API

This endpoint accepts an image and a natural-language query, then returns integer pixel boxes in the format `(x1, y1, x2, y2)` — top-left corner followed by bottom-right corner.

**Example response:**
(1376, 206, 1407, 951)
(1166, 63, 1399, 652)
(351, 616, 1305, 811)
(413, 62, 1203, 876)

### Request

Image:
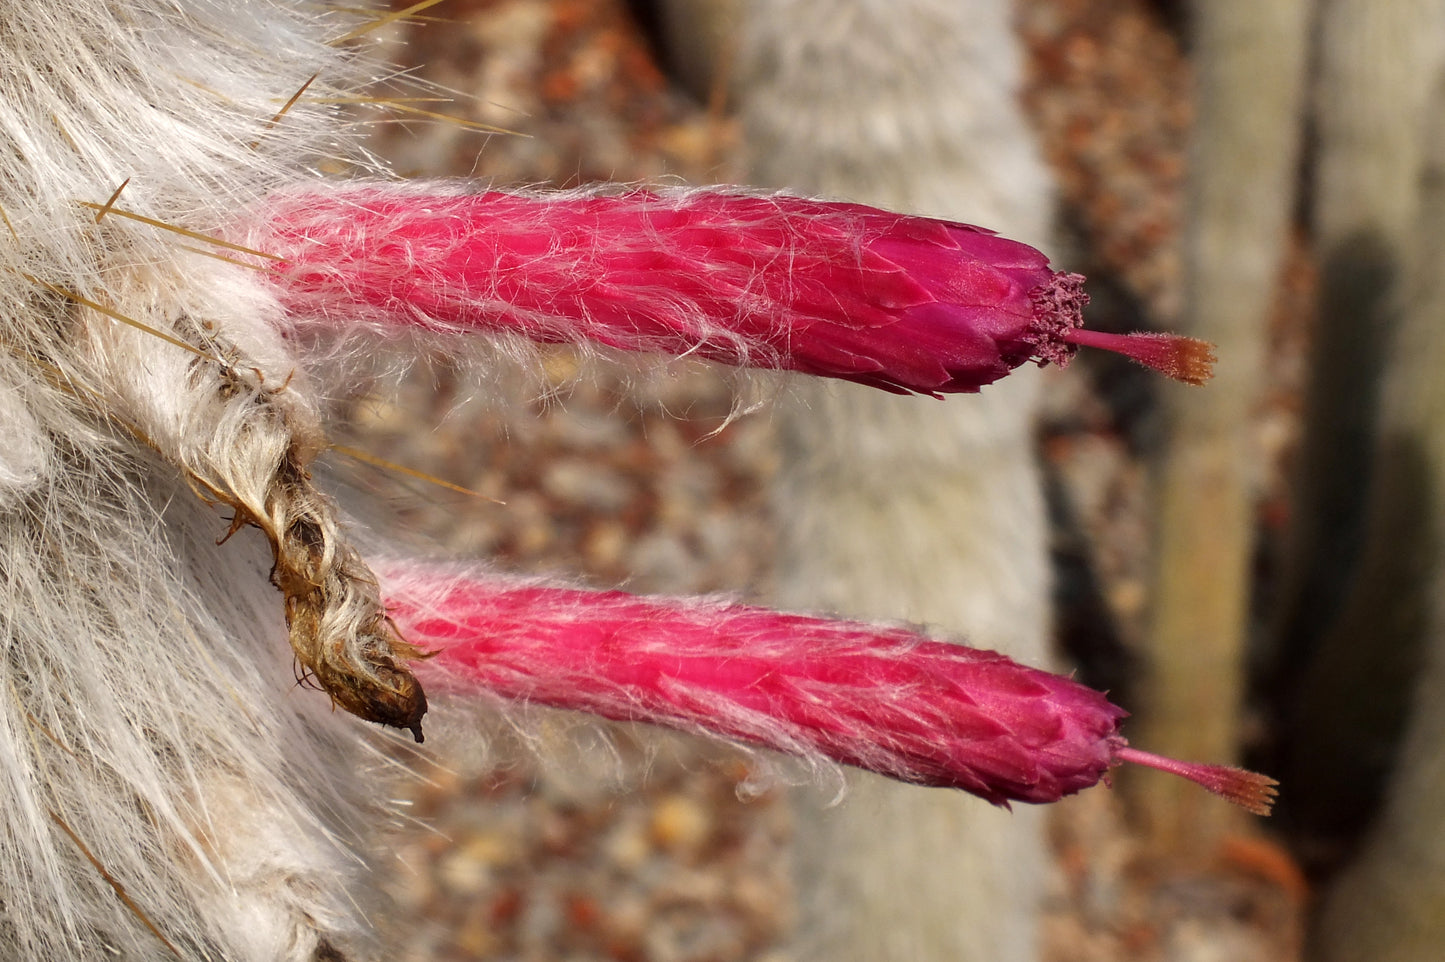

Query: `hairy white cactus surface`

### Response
(0, 4, 412, 959)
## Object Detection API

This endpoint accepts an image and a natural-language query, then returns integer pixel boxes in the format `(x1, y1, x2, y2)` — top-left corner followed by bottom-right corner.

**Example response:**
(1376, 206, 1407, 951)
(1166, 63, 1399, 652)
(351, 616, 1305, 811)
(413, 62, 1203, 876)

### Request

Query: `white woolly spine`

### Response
(0, 2, 403, 958)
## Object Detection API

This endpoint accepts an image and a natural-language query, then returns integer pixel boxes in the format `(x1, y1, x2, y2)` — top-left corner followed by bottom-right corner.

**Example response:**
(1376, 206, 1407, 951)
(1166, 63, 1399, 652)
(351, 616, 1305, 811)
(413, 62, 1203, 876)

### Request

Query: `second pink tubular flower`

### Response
(386, 568, 1275, 813)
(259, 188, 1213, 395)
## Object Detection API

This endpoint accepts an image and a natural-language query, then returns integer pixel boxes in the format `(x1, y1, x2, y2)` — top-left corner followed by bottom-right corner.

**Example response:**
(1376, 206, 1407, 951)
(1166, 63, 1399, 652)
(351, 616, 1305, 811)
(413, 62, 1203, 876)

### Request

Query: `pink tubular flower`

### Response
(385, 568, 1275, 813)
(258, 188, 1213, 396)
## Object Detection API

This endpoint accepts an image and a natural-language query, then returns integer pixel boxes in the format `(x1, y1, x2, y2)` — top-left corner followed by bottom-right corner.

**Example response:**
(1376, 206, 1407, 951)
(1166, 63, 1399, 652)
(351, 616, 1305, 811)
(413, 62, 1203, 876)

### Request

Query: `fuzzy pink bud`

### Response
(384, 569, 1274, 812)
(259, 188, 1213, 395)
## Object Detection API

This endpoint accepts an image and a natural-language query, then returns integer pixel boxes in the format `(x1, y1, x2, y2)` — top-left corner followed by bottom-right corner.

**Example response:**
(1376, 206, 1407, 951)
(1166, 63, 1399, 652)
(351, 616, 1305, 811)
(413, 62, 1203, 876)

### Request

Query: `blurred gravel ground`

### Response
(353, 2, 1308, 960)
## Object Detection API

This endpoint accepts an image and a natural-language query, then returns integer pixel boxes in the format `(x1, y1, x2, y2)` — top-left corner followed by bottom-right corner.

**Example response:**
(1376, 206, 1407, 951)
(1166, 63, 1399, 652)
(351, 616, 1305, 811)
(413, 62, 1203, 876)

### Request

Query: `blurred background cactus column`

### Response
(1307, 68, 1445, 962)
(1270, 0, 1445, 867)
(1129, 0, 1309, 852)
(653, 1, 1057, 959)
(1260, 2, 1445, 959)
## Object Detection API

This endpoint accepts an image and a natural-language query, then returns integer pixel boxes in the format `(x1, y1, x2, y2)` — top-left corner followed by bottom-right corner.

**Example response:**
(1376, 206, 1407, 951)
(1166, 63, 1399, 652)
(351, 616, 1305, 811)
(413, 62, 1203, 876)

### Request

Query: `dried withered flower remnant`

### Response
(259, 443, 428, 742)
(389, 571, 1277, 814)
(80, 295, 428, 741)
(184, 327, 427, 742)
(259, 188, 1216, 396)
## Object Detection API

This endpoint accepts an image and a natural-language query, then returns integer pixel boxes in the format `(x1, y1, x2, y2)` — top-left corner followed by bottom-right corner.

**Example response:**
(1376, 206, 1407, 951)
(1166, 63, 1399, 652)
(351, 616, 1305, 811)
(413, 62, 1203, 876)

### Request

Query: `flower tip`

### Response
(1116, 747, 1278, 816)
(1061, 329, 1217, 385)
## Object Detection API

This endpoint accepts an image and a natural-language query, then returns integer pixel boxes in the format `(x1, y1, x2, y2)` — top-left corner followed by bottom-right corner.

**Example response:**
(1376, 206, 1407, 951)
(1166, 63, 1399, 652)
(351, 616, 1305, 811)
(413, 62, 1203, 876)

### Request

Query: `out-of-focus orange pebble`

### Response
(1220, 834, 1311, 903)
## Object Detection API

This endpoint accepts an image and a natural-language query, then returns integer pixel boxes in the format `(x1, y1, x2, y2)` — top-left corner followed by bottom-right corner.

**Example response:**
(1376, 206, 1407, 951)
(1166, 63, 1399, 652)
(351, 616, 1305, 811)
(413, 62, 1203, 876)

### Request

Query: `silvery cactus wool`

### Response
(0, 1, 1261, 960)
